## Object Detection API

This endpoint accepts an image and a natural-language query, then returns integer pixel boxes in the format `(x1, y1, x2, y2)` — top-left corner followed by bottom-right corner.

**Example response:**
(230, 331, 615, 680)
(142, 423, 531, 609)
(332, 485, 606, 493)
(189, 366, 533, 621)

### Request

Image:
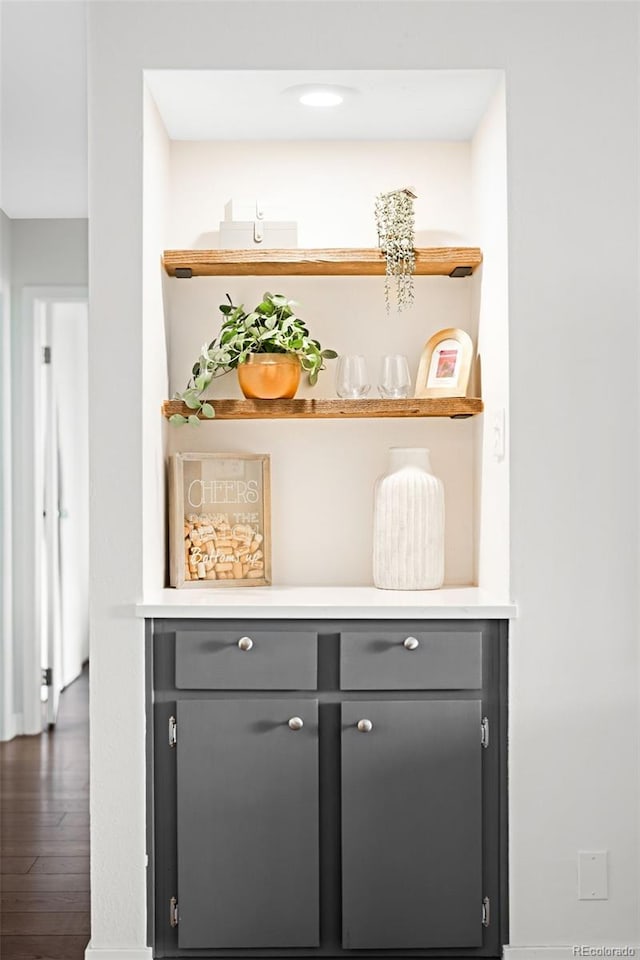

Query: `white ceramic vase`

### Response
(373, 447, 445, 590)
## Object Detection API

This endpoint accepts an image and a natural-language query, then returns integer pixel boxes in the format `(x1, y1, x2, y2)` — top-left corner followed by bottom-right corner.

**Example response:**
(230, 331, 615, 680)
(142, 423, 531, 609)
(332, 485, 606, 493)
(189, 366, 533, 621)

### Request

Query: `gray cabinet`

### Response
(148, 618, 507, 958)
(341, 699, 482, 949)
(176, 699, 319, 949)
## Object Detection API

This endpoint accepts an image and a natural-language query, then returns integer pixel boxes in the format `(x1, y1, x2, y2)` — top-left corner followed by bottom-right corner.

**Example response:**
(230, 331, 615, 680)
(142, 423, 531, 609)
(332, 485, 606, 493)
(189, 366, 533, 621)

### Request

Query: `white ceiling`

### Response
(145, 70, 503, 141)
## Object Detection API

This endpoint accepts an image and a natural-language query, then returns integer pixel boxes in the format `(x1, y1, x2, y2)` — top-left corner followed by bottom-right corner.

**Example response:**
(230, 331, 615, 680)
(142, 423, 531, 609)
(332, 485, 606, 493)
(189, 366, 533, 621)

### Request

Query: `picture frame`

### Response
(169, 452, 271, 588)
(414, 327, 474, 399)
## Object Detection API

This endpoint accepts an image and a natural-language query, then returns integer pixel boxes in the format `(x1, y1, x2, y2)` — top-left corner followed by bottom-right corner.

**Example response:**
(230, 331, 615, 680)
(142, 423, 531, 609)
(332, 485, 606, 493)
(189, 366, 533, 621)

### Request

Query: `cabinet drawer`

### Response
(340, 629, 482, 690)
(175, 628, 317, 689)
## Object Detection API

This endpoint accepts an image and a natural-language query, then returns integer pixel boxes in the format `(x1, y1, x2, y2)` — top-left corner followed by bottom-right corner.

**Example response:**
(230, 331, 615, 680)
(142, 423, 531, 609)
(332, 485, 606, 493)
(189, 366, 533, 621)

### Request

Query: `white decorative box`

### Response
(224, 198, 293, 222)
(219, 220, 298, 248)
(220, 197, 298, 248)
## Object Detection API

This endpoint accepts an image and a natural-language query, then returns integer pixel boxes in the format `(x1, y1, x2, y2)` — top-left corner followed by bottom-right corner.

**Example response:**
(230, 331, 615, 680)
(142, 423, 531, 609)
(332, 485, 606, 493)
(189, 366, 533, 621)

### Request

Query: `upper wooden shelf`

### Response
(163, 247, 483, 279)
(162, 397, 483, 421)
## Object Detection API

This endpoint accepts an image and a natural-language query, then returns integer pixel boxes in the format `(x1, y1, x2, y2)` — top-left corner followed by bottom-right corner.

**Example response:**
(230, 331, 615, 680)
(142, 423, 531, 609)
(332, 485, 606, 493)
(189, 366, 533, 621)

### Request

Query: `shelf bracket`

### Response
(174, 267, 193, 279)
(449, 265, 473, 278)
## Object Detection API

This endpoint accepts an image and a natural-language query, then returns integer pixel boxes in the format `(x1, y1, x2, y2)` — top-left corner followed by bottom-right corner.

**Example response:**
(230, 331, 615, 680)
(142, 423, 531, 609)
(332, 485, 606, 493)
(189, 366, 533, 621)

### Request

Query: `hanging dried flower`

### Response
(374, 187, 417, 314)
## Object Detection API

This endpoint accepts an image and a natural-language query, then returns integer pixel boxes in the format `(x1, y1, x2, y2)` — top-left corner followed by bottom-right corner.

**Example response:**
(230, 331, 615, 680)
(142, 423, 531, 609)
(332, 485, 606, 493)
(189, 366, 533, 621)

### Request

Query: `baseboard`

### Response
(84, 945, 640, 960)
(84, 945, 153, 960)
(0, 712, 22, 742)
(504, 947, 640, 960)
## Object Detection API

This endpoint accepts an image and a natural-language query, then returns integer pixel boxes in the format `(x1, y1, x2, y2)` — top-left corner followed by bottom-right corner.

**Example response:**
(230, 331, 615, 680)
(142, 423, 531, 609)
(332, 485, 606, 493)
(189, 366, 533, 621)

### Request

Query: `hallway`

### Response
(0, 670, 90, 960)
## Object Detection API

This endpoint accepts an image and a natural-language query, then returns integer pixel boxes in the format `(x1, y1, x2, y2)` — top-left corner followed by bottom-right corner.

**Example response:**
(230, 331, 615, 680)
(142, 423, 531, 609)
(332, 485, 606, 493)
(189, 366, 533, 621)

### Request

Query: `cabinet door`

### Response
(176, 699, 319, 949)
(341, 699, 483, 949)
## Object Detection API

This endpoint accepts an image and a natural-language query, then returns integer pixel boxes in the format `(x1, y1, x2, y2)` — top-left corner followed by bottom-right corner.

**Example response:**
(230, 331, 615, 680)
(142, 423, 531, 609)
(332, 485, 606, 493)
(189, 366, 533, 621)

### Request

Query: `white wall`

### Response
(167, 139, 478, 586)
(169, 140, 473, 249)
(88, 9, 147, 942)
(9, 217, 88, 735)
(0, 209, 14, 741)
(11, 218, 88, 288)
(505, 6, 638, 942)
(0, 1, 87, 218)
(142, 87, 170, 594)
(87, 2, 639, 955)
(470, 79, 510, 594)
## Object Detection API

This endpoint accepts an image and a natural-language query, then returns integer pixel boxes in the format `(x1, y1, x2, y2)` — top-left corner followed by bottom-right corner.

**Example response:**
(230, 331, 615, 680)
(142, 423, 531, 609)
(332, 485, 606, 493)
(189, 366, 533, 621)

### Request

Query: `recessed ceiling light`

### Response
(299, 89, 344, 107)
(283, 83, 356, 108)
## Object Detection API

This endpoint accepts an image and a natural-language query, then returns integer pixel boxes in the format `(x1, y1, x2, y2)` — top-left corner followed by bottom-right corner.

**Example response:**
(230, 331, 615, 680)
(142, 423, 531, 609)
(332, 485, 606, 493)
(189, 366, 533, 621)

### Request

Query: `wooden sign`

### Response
(169, 453, 271, 588)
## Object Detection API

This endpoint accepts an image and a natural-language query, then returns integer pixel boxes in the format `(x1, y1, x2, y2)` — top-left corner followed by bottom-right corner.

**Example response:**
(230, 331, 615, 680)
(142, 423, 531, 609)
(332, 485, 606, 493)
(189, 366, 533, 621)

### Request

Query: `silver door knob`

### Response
(288, 717, 304, 731)
(237, 636, 253, 651)
(403, 636, 419, 651)
(357, 719, 373, 733)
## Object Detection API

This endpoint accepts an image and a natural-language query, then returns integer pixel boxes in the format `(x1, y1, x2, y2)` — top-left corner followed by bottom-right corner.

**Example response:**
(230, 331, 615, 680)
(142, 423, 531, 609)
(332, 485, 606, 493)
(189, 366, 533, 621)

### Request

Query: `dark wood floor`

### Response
(0, 669, 90, 960)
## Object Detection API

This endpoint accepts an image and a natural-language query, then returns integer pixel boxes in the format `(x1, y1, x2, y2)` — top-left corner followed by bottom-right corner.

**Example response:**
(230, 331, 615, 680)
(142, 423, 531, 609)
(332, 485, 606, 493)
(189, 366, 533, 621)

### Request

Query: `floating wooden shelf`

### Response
(163, 247, 482, 279)
(162, 397, 484, 421)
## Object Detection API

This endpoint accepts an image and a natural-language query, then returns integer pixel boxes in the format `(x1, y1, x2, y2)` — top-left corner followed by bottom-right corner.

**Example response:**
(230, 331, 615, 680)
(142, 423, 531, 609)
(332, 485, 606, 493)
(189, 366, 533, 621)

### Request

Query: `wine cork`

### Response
(183, 511, 266, 582)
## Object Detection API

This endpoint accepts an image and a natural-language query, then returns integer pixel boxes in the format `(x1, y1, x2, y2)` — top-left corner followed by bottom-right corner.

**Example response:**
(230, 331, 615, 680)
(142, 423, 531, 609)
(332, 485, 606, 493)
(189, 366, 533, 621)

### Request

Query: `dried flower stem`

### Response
(374, 188, 417, 314)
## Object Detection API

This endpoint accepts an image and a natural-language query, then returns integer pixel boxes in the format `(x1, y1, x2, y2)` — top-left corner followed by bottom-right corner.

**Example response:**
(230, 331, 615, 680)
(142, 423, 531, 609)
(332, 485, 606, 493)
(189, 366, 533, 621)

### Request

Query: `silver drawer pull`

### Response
(237, 636, 253, 652)
(288, 717, 304, 731)
(357, 719, 373, 733)
(403, 636, 419, 651)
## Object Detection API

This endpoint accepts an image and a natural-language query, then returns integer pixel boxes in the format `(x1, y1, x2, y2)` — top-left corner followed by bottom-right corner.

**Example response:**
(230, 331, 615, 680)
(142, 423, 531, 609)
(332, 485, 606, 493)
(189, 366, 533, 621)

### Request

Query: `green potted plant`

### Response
(170, 292, 337, 424)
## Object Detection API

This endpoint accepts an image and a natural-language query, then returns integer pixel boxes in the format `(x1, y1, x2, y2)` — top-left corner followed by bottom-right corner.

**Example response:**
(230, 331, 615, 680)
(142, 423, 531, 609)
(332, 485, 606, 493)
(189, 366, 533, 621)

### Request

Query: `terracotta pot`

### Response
(237, 353, 301, 399)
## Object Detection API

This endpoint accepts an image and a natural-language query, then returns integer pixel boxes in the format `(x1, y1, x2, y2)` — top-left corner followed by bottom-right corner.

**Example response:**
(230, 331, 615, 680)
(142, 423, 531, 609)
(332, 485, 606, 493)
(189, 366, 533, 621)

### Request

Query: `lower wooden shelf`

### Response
(162, 397, 483, 420)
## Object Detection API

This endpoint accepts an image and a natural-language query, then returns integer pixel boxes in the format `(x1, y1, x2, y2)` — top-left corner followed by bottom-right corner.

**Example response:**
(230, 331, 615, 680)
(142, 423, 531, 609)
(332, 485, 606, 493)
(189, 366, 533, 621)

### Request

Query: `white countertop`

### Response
(135, 586, 516, 619)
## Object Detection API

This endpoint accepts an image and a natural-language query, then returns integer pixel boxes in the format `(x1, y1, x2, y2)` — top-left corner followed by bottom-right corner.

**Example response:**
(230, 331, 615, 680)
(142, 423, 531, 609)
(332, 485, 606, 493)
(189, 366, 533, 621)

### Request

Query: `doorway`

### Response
(39, 299, 89, 725)
(16, 287, 89, 733)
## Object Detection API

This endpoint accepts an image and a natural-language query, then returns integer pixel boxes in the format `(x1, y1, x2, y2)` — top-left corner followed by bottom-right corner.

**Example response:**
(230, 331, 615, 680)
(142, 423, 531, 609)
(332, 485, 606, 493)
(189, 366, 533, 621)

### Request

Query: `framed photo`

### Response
(414, 327, 474, 399)
(169, 453, 271, 588)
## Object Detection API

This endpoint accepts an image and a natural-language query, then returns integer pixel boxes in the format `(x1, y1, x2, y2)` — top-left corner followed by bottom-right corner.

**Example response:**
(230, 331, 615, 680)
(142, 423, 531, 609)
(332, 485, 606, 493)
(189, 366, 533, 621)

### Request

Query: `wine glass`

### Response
(335, 355, 370, 399)
(378, 355, 411, 399)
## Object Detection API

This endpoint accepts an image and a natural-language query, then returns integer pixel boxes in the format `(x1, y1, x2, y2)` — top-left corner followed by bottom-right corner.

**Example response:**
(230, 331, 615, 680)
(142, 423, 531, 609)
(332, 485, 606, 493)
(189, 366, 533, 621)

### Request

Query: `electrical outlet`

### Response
(578, 850, 608, 900)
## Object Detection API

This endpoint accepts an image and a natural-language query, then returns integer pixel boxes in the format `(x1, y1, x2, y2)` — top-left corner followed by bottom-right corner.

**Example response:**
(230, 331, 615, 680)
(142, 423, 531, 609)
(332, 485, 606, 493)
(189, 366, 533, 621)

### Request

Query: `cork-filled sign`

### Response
(169, 453, 271, 587)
